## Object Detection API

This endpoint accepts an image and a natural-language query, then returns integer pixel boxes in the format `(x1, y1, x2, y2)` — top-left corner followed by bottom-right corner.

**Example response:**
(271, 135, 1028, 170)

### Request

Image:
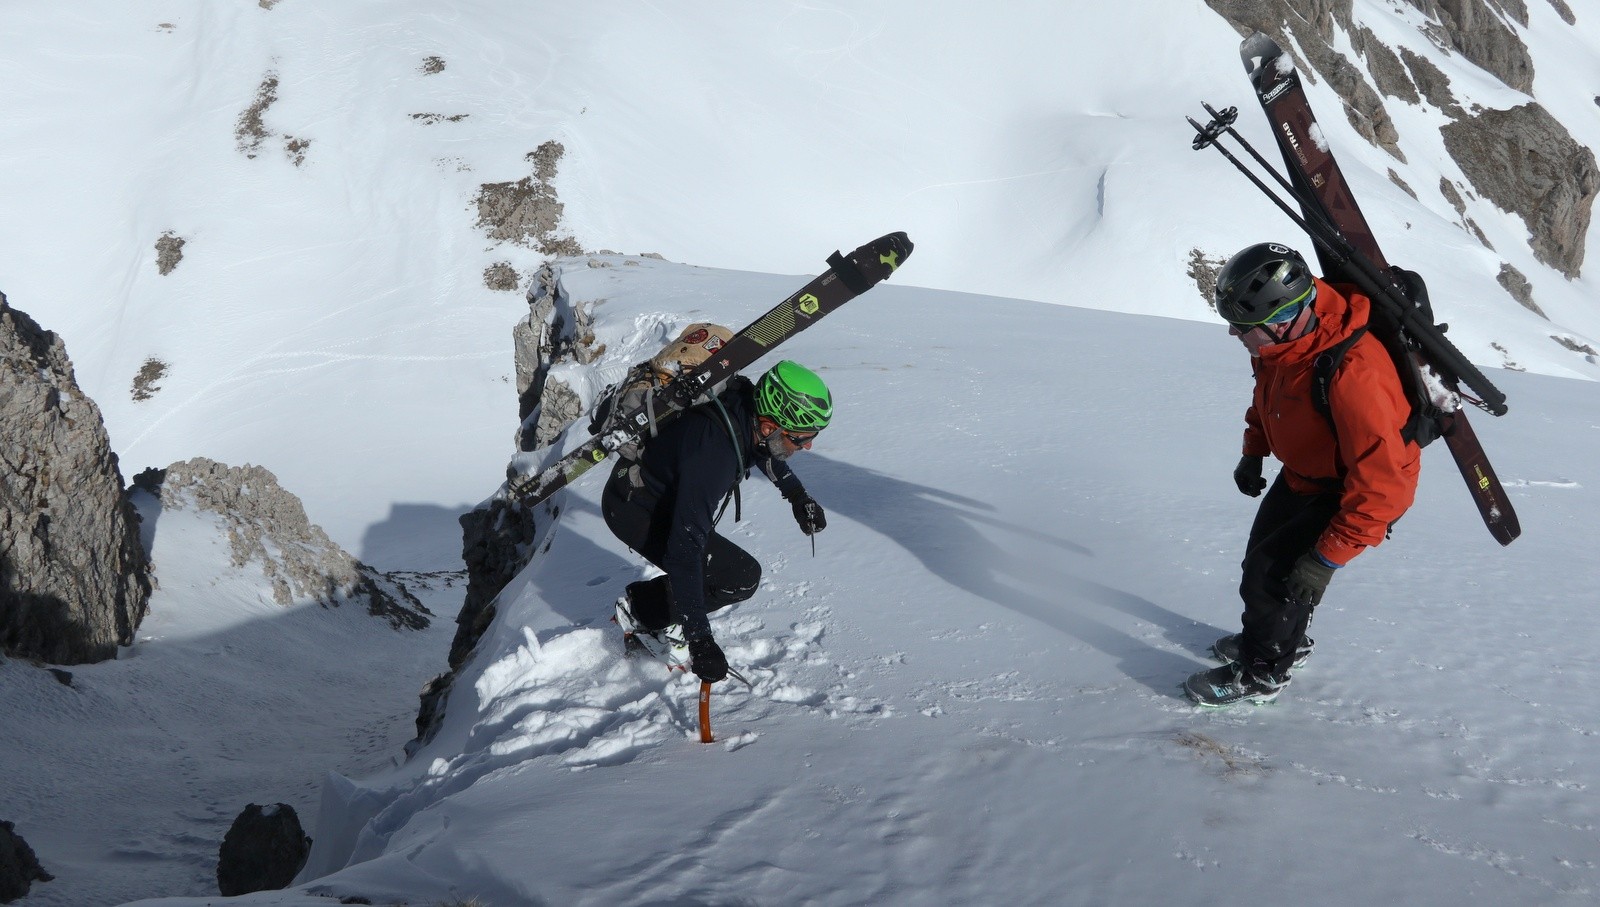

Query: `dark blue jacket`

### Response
(635, 380, 801, 637)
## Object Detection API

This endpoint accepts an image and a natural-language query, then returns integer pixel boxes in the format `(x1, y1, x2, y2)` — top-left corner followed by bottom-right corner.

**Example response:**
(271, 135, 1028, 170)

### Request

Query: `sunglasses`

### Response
(780, 430, 818, 447)
(1228, 286, 1314, 329)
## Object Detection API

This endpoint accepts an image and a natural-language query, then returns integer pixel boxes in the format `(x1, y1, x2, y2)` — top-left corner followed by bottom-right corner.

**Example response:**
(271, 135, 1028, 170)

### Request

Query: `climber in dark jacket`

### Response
(602, 359, 832, 683)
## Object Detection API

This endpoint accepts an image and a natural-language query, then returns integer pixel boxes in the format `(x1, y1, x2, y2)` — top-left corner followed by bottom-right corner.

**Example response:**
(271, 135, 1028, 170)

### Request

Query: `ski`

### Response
(506, 231, 913, 509)
(1232, 32, 1520, 545)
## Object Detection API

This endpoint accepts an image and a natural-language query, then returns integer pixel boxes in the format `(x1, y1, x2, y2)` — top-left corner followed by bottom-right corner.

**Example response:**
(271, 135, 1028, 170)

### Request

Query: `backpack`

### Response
(587, 322, 735, 455)
(1310, 268, 1446, 456)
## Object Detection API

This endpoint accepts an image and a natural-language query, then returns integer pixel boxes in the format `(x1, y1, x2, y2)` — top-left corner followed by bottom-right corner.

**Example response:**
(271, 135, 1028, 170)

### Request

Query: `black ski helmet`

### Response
(1215, 243, 1316, 326)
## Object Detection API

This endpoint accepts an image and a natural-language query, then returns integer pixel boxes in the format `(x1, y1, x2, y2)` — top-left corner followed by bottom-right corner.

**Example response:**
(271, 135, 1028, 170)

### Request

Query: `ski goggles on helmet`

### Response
(1226, 285, 1316, 329)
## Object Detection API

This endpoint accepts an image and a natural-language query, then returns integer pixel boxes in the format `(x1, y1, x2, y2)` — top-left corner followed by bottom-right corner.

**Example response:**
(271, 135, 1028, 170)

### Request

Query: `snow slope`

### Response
(108, 257, 1600, 907)
(0, 1, 1598, 905)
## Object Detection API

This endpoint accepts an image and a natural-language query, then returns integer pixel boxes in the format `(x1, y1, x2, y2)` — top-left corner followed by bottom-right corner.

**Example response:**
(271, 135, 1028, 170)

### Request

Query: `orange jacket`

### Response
(1242, 278, 1420, 566)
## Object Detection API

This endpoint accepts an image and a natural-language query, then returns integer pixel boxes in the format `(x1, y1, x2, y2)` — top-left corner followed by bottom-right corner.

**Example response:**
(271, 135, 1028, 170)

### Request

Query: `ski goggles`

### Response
(1227, 285, 1316, 329)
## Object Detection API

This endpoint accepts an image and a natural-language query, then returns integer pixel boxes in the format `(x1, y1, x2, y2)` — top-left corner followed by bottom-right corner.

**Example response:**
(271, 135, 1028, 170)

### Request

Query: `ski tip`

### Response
(868, 231, 914, 269)
(1239, 31, 1283, 74)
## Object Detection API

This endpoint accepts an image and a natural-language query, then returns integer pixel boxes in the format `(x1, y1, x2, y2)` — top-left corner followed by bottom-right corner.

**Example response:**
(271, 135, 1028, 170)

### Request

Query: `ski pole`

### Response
(1189, 106, 1509, 415)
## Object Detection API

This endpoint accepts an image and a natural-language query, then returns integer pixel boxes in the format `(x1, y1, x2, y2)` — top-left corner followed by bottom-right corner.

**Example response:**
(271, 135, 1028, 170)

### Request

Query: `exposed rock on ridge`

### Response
(1406, 0, 1534, 93)
(134, 458, 430, 630)
(1206, 0, 1406, 159)
(1443, 104, 1600, 278)
(414, 262, 598, 750)
(1, 293, 150, 665)
(1205, 0, 1597, 285)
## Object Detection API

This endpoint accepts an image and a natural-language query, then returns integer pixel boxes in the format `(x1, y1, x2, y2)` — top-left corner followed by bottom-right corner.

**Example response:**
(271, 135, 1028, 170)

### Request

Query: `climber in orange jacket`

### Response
(1186, 242, 1420, 707)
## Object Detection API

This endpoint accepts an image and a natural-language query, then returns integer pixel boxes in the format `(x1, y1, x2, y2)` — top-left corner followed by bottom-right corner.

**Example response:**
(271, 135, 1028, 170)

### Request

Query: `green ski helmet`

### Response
(755, 360, 833, 432)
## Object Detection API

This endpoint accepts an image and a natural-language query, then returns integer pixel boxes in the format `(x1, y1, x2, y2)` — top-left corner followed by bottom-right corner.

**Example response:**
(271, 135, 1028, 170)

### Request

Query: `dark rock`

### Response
(1204, 0, 1403, 158)
(139, 458, 431, 630)
(1497, 262, 1546, 317)
(217, 803, 311, 896)
(413, 263, 603, 749)
(1, 293, 151, 665)
(0, 820, 53, 902)
(1399, 46, 1464, 118)
(1405, 0, 1534, 92)
(1442, 103, 1600, 277)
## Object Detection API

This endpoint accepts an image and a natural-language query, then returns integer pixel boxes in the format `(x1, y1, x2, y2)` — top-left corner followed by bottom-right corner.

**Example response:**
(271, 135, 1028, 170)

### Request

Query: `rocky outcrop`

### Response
(134, 458, 431, 630)
(1206, 0, 1596, 284)
(1205, 0, 1405, 159)
(0, 821, 52, 903)
(1497, 262, 1546, 316)
(414, 263, 600, 750)
(1405, 0, 1534, 93)
(475, 141, 583, 256)
(1544, 0, 1574, 26)
(1, 293, 151, 665)
(216, 804, 311, 897)
(513, 263, 596, 446)
(1442, 104, 1600, 278)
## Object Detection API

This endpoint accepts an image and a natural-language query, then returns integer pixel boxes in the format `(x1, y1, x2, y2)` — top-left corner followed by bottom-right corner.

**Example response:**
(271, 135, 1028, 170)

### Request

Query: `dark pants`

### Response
(1238, 473, 1342, 676)
(601, 477, 761, 632)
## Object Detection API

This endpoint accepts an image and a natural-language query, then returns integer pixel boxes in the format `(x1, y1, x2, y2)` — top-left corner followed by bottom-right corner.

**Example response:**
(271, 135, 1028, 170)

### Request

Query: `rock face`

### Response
(1204, 0, 1596, 285)
(216, 804, 311, 897)
(1, 293, 151, 665)
(134, 458, 431, 630)
(414, 263, 597, 750)
(474, 141, 583, 255)
(1442, 104, 1600, 278)
(1205, 0, 1405, 158)
(1406, 0, 1534, 93)
(0, 821, 53, 903)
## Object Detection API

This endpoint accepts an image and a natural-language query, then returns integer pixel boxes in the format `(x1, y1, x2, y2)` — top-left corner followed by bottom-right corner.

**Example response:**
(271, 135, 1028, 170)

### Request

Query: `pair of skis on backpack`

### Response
(506, 231, 913, 513)
(1190, 31, 1520, 546)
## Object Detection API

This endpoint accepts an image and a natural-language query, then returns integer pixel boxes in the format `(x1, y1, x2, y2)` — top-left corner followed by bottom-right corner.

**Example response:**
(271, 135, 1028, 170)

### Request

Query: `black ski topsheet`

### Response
(1239, 32, 1520, 545)
(505, 231, 913, 510)
(1242, 33, 1386, 278)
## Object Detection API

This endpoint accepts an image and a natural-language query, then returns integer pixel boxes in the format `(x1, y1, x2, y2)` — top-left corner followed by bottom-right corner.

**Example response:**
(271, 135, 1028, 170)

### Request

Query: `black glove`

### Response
(1286, 551, 1337, 606)
(687, 633, 728, 683)
(1233, 455, 1267, 497)
(788, 492, 827, 535)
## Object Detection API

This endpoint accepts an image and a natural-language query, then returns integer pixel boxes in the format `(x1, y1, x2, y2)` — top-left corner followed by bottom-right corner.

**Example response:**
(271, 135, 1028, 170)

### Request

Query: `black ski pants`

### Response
(1237, 472, 1343, 676)
(601, 478, 761, 632)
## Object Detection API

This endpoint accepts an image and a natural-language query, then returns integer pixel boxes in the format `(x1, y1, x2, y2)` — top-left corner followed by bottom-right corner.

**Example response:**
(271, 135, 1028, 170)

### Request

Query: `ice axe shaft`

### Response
(698, 682, 714, 743)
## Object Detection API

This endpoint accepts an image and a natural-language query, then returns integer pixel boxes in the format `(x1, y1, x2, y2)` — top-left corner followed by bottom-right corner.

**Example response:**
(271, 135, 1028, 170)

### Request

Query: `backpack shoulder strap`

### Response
(707, 390, 746, 524)
(1311, 325, 1369, 426)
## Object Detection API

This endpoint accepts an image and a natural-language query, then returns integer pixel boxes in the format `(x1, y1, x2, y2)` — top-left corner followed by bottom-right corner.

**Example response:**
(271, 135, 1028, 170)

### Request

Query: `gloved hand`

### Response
(687, 633, 728, 683)
(1233, 455, 1267, 497)
(1287, 551, 1338, 606)
(789, 492, 827, 535)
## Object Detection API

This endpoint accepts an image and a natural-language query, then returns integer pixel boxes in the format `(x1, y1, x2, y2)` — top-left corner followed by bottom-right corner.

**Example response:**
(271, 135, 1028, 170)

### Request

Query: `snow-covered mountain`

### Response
(3, 2, 1600, 905)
